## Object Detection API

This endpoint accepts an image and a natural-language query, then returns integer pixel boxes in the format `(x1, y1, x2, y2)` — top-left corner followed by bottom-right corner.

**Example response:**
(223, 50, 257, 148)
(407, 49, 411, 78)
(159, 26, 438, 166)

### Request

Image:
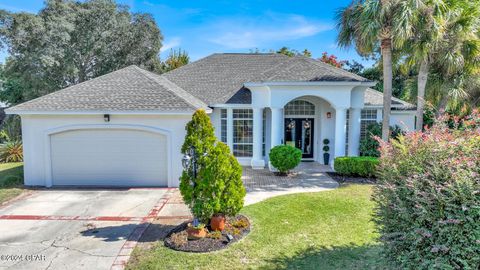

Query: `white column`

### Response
(227, 108, 233, 151)
(334, 107, 347, 158)
(348, 107, 361, 156)
(269, 107, 283, 170)
(251, 107, 265, 169)
(270, 107, 283, 147)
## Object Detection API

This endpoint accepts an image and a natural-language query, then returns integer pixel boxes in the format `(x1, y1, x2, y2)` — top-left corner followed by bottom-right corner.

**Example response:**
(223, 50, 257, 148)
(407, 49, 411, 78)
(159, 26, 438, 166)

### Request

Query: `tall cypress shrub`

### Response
(180, 110, 245, 223)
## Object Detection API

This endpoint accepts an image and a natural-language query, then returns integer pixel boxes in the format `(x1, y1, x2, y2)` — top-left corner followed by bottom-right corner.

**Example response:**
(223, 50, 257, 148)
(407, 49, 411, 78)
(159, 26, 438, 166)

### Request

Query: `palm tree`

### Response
(400, 0, 446, 130)
(337, 0, 410, 140)
(435, 1, 480, 113)
(404, 0, 480, 130)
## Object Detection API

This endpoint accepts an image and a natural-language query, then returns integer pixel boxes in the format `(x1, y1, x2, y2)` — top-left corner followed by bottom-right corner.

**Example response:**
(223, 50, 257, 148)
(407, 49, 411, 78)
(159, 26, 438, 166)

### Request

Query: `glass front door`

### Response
(284, 118, 314, 159)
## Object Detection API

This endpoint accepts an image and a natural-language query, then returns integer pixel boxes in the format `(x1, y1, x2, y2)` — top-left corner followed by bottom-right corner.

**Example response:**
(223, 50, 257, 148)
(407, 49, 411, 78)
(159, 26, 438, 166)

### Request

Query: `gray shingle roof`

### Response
(365, 88, 416, 110)
(163, 53, 371, 105)
(7, 66, 209, 113)
(7, 53, 414, 113)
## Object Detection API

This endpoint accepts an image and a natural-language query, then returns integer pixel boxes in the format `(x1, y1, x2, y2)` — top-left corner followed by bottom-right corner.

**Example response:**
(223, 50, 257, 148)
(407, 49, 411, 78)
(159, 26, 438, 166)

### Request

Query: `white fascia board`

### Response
(244, 81, 376, 87)
(210, 104, 252, 108)
(391, 110, 416, 114)
(364, 105, 415, 110)
(5, 109, 212, 116)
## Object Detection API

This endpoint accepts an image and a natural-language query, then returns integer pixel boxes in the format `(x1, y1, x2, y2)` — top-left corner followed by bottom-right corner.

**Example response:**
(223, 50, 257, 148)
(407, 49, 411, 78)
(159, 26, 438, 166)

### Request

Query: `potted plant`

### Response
(323, 139, 330, 165)
(186, 220, 207, 240)
(210, 214, 226, 231)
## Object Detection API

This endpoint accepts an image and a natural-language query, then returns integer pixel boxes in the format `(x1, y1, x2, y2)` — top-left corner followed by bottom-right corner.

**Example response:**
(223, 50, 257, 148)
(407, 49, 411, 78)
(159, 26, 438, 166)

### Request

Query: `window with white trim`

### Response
(233, 109, 253, 157)
(284, 100, 315, 116)
(220, 109, 227, 143)
(361, 109, 378, 140)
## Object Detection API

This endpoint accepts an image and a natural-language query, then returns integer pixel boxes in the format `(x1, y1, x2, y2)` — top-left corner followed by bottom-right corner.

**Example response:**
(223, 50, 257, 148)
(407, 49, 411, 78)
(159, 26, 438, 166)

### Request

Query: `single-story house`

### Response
(7, 53, 416, 187)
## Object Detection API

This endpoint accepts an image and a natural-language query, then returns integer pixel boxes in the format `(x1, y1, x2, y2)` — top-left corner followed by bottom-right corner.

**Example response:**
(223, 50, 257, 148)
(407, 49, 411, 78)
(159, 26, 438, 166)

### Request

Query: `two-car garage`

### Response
(49, 128, 168, 187)
(5, 65, 211, 188)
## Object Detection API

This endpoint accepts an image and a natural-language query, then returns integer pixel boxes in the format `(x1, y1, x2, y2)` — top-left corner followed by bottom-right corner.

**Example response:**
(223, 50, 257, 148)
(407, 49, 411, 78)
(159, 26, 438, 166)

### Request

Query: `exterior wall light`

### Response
(104, 114, 110, 122)
(326, 112, 332, 119)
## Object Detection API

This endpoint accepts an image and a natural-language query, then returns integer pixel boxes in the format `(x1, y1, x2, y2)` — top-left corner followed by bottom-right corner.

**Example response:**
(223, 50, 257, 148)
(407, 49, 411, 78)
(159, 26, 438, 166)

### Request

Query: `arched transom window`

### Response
(284, 100, 315, 116)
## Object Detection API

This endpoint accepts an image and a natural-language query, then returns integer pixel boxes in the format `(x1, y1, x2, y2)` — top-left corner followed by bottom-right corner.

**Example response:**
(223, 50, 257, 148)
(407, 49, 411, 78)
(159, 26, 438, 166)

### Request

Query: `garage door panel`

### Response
(50, 129, 168, 186)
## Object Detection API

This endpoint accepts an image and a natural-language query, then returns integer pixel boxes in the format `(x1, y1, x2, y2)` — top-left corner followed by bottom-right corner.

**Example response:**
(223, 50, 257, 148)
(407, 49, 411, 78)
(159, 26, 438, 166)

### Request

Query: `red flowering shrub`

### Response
(373, 110, 480, 269)
(319, 52, 345, 68)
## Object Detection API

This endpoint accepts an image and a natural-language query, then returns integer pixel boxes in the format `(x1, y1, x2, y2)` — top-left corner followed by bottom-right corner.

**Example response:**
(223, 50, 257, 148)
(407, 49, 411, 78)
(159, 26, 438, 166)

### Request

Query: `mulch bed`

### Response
(164, 215, 251, 253)
(326, 172, 376, 184)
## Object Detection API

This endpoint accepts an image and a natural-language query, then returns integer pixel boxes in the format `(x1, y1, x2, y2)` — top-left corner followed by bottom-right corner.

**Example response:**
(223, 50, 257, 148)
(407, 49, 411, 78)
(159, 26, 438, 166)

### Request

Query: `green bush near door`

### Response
(269, 145, 302, 175)
(334, 156, 379, 178)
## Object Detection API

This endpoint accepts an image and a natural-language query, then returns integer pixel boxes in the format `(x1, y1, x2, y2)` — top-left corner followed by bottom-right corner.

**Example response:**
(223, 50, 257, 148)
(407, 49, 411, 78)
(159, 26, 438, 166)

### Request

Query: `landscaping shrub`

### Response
(359, 123, 403, 157)
(334, 156, 378, 178)
(1, 175, 22, 187)
(269, 145, 302, 175)
(0, 115, 22, 143)
(195, 142, 245, 221)
(373, 111, 480, 269)
(0, 141, 23, 163)
(180, 110, 245, 223)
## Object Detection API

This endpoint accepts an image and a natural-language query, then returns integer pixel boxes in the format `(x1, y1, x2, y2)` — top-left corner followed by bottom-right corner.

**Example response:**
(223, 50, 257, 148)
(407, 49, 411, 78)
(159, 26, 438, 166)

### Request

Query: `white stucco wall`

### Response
(391, 111, 416, 131)
(317, 99, 336, 163)
(20, 114, 191, 187)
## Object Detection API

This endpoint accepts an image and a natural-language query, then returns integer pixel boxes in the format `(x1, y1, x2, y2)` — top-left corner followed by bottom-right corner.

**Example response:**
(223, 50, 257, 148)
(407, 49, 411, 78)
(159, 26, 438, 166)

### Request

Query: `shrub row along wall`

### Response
(334, 156, 378, 178)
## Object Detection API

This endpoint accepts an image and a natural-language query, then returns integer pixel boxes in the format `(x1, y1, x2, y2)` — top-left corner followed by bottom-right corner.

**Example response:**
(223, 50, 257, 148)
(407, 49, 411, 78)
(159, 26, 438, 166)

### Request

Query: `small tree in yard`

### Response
(180, 110, 245, 224)
(200, 142, 245, 218)
(373, 110, 480, 269)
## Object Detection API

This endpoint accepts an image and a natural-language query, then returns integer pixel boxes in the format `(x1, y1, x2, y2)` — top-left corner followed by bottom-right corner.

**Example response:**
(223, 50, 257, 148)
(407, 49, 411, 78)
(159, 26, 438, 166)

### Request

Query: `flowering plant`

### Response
(373, 110, 480, 269)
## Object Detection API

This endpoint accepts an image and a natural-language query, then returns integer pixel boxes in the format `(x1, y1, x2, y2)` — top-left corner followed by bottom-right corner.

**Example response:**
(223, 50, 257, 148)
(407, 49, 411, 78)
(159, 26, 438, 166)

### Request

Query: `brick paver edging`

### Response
(110, 189, 176, 270)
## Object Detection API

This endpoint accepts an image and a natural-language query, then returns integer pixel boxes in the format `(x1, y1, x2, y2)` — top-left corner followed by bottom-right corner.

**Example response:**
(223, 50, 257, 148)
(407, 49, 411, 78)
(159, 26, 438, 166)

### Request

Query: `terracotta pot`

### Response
(186, 226, 207, 240)
(210, 214, 226, 231)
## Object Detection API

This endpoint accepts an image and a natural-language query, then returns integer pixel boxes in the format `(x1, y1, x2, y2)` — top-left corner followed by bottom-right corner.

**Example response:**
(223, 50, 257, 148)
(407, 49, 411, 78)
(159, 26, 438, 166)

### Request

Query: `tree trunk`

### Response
(416, 59, 429, 131)
(436, 94, 449, 118)
(381, 38, 393, 141)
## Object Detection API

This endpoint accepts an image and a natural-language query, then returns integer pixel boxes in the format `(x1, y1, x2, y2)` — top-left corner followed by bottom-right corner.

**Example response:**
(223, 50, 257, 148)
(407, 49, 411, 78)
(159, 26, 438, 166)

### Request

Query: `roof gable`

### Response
(163, 53, 371, 105)
(8, 65, 209, 113)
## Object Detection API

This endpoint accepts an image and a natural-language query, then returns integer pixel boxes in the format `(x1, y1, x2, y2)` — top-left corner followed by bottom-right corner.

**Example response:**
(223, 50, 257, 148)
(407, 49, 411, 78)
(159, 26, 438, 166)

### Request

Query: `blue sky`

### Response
(0, 0, 373, 67)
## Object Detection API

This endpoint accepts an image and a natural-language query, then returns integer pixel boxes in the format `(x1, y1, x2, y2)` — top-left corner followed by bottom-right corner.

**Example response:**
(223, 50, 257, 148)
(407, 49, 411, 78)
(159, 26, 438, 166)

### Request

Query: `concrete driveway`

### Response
(0, 188, 190, 270)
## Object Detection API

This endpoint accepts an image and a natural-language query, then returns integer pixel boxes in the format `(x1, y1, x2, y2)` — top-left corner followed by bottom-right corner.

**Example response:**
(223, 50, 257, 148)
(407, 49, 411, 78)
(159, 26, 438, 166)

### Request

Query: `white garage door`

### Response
(50, 129, 168, 186)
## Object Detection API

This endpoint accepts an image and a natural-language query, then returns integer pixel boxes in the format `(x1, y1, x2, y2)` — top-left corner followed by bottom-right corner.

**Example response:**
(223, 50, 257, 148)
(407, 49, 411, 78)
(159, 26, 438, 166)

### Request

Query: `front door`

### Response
(284, 118, 314, 159)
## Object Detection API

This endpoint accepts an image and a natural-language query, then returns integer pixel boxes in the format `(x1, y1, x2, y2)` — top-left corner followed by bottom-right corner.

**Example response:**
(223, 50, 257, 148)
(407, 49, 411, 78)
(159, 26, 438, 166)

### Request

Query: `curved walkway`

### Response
(242, 162, 339, 205)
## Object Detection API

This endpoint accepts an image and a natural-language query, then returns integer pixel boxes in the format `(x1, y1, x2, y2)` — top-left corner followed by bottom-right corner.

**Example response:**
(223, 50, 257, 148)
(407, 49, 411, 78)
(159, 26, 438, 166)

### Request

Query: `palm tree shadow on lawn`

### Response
(264, 243, 389, 270)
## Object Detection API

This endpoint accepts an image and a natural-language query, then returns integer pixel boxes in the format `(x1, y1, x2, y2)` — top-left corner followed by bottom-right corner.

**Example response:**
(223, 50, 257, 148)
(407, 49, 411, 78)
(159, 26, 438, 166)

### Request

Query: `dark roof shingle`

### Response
(8, 66, 209, 113)
(8, 53, 414, 112)
(163, 53, 371, 105)
(364, 88, 416, 110)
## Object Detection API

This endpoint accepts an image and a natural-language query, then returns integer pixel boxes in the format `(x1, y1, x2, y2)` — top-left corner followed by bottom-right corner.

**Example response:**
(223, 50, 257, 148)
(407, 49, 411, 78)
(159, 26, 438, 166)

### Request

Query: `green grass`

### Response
(0, 162, 24, 204)
(128, 184, 386, 270)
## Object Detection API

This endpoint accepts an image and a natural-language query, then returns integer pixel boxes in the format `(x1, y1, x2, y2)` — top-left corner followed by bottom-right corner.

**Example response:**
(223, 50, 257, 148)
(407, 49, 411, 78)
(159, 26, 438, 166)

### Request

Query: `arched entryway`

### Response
(284, 99, 316, 159)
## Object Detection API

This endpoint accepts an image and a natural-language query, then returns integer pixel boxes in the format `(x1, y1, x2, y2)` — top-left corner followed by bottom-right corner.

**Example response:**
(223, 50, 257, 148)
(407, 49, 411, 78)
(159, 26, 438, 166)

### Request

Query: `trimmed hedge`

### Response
(269, 145, 302, 174)
(334, 156, 379, 178)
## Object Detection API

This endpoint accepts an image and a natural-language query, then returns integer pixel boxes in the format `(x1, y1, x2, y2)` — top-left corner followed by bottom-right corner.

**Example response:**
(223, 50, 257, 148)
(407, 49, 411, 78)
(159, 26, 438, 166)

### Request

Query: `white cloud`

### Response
(160, 37, 181, 53)
(207, 14, 334, 49)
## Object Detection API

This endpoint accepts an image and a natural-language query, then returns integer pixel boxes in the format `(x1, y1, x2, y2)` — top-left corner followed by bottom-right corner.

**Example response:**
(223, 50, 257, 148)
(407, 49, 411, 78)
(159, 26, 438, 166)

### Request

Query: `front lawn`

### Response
(0, 162, 24, 204)
(128, 184, 385, 270)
